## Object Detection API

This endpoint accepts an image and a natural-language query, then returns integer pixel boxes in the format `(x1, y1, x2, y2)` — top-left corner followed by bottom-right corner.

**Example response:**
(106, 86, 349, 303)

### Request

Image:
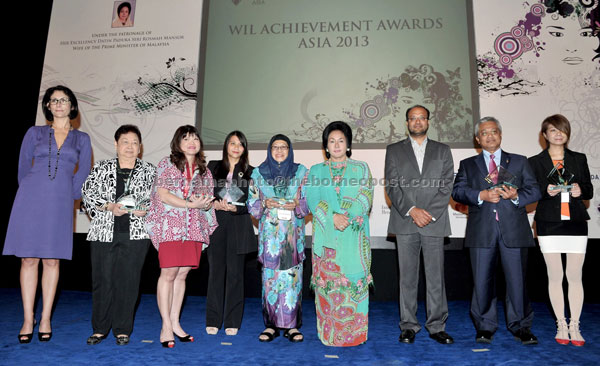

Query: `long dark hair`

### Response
(218, 130, 250, 178)
(169, 125, 206, 175)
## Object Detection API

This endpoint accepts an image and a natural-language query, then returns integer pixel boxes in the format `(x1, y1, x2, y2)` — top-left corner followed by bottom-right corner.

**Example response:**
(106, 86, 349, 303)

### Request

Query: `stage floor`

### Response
(1, 288, 598, 365)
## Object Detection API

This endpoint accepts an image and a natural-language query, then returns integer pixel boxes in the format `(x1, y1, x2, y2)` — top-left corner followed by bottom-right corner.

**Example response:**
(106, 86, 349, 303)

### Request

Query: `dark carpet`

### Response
(0, 288, 598, 365)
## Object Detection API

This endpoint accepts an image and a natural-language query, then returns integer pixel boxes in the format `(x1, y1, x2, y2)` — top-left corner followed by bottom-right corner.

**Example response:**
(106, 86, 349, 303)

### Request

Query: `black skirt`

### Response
(536, 220, 588, 236)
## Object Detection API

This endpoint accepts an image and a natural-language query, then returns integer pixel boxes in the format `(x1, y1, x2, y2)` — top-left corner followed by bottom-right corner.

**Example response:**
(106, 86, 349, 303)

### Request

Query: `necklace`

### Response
(117, 159, 137, 195)
(328, 159, 347, 184)
(48, 125, 72, 180)
(48, 129, 62, 180)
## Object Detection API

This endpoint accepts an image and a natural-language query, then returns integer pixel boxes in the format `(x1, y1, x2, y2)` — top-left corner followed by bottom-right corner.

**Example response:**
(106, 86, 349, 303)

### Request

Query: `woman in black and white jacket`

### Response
(81, 125, 156, 346)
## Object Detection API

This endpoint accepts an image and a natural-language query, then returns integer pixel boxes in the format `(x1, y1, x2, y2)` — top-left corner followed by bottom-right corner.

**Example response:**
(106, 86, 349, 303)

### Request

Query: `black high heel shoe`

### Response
(38, 331, 52, 342)
(18, 320, 37, 344)
(161, 340, 175, 348)
(38, 319, 52, 342)
(174, 333, 194, 342)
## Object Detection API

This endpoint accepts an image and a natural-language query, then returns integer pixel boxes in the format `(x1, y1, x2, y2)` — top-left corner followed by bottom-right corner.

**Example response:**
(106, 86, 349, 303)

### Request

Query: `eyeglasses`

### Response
(49, 98, 71, 105)
(408, 116, 427, 122)
(479, 129, 499, 137)
(271, 145, 289, 152)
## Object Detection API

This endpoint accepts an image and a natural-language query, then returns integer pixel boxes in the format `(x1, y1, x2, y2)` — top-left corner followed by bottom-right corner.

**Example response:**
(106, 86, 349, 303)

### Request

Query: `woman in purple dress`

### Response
(3, 85, 92, 343)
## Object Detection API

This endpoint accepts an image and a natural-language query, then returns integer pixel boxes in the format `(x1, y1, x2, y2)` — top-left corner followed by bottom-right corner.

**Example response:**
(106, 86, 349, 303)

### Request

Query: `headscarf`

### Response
(258, 134, 299, 185)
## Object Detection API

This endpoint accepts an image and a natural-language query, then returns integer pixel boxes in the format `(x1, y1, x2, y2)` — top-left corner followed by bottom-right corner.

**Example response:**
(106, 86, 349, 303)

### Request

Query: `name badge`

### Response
(277, 209, 292, 221)
(560, 191, 570, 221)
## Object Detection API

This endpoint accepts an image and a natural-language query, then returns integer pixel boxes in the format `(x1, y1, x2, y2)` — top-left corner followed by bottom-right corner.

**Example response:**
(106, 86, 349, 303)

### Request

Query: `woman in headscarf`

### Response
(248, 134, 309, 343)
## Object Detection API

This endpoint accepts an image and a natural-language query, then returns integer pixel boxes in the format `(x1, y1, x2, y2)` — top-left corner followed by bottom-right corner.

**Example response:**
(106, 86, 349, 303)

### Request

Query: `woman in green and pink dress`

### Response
(306, 121, 374, 347)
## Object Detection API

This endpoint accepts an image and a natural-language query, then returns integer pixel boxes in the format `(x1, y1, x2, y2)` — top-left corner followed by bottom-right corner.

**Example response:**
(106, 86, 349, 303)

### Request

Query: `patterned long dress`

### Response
(248, 165, 309, 329)
(306, 159, 374, 346)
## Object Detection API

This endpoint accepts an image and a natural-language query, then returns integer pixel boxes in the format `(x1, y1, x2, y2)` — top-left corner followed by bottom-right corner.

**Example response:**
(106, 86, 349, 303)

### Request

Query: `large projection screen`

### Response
(197, 0, 479, 150)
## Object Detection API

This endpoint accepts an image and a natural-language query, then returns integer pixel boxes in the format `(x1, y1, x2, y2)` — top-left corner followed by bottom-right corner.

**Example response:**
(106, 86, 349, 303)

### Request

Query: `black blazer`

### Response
(452, 151, 541, 248)
(208, 160, 257, 254)
(528, 149, 593, 222)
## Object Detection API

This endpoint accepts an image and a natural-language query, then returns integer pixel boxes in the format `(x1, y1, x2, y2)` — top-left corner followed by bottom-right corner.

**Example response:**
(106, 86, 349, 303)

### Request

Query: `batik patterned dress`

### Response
(145, 157, 218, 253)
(306, 159, 373, 346)
(248, 165, 309, 329)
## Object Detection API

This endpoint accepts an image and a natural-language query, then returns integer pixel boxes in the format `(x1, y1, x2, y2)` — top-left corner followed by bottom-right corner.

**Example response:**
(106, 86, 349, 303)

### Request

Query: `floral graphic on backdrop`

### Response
(478, 0, 600, 97)
(292, 64, 473, 145)
(121, 57, 197, 114)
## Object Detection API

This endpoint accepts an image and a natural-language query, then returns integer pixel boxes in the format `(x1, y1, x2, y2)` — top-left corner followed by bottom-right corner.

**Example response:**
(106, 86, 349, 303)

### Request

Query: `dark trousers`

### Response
(206, 224, 246, 329)
(397, 233, 448, 334)
(469, 221, 534, 334)
(91, 233, 150, 336)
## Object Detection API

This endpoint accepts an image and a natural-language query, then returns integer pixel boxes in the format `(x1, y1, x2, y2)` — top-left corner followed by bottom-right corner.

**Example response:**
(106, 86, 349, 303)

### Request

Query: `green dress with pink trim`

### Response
(306, 158, 373, 347)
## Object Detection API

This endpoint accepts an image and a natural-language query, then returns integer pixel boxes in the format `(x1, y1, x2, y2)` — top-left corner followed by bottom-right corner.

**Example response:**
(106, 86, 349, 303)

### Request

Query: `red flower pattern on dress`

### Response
(313, 249, 369, 347)
(146, 157, 218, 249)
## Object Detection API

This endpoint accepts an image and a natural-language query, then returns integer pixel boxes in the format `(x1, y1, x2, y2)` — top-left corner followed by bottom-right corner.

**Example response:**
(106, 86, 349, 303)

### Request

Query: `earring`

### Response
(326, 148, 329, 152)
(346, 148, 350, 151)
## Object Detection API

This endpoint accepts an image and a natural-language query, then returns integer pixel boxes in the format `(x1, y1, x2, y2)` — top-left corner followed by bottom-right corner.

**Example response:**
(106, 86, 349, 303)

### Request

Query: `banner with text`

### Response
(198, 0, 478, 149)
(38, 0, 203, 232)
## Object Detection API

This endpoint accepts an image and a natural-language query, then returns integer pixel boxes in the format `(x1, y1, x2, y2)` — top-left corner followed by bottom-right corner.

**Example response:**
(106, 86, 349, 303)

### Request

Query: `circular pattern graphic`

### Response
(361, 102, 381, 120)
(530, 4, 545, 17)
(520, 36, 534, 51)
(495, 33, 523, 59)
(511, 26, 524, 38)
(579, 0, 595, 8)
(499, 54, 513, 66)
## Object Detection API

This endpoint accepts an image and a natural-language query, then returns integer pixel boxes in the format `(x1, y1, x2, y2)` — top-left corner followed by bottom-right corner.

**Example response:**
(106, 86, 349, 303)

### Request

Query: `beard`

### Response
(408, 125, 428, 137)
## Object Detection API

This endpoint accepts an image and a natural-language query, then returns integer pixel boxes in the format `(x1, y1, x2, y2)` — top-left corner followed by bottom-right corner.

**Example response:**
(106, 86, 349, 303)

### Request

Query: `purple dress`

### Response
(3, 125, 92, 260)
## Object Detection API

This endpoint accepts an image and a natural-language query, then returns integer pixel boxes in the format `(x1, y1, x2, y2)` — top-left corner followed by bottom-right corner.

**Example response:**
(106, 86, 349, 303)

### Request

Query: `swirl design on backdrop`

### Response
(122, 57, 197, 114)
(477, 0, 600, 97)
(476, 0, 600, 227)
(293, 63, 472, 144)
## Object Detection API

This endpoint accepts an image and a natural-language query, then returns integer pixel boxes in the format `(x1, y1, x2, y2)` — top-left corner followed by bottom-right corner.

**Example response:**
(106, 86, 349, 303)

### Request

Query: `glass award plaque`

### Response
(217, 184, 245, 206)
(484, 165, 518, 190)
(116, 194, 149, 213)
(547, 162, 574, 192)
(275, 198, 294, 221)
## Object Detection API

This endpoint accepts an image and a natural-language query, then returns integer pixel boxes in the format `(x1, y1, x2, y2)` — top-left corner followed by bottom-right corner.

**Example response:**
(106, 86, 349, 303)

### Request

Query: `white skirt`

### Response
(538, 236, 587, 254)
